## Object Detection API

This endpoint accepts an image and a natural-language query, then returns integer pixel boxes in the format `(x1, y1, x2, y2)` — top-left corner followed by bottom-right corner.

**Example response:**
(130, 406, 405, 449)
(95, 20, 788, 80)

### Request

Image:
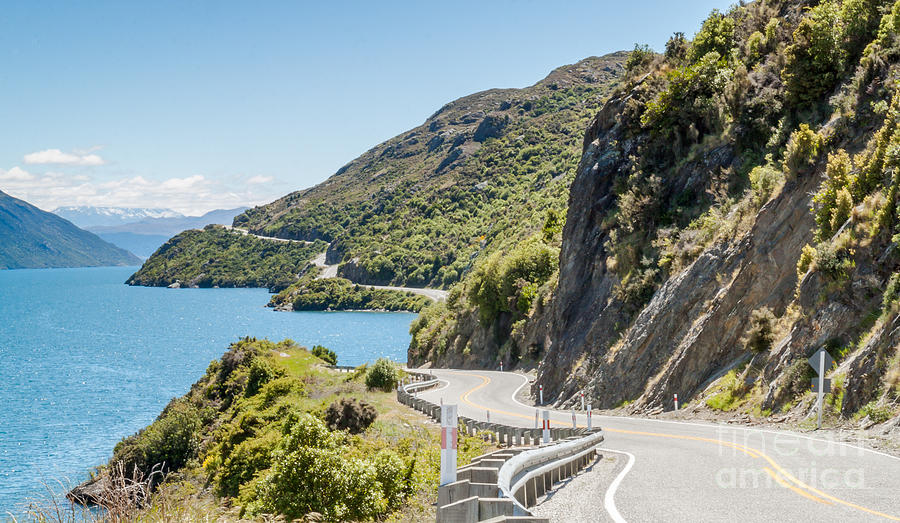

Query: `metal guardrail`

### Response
(396, 371, 604, 522)
(499, 430, 605, 514)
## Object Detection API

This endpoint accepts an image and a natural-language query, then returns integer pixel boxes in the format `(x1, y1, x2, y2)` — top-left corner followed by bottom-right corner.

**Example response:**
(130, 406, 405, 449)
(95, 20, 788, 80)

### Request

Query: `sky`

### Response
(0, 1, 732, 216)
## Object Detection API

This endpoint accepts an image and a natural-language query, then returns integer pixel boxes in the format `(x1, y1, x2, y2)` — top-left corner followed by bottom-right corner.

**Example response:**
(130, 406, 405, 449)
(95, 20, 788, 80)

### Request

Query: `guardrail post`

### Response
(542, 411, 550, 444)
(440, 404, 458, 486)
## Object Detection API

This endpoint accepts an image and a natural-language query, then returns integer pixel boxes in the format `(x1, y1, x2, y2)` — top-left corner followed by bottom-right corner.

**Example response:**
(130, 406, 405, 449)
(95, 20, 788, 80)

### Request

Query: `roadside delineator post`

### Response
(539, 384, 544, 405)
(571, 410, 577, 428)
(542, 410, 550, 444)
(580, 391, 585, 410)
(674, 393, 679, 411)
(486, 410, 490, 423)
(500, 361, 503, 372)
(440, 404, 458, 486)
(534, 409, 539, 429)
(587, 404, 592, 430)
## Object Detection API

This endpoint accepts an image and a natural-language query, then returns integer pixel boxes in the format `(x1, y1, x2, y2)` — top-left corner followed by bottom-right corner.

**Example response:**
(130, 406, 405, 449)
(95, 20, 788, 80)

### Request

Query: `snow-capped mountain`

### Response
(52, 206, 184, 229)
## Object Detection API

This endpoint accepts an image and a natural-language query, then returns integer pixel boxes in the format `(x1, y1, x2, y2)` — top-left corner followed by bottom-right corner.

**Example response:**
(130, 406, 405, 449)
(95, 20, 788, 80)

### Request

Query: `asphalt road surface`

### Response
(416, 369, 900, 522)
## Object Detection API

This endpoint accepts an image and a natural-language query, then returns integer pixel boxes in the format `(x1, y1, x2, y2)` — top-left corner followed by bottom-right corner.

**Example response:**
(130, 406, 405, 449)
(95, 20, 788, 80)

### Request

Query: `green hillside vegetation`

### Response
(127, 225, 326, 291)
(0, 190, 140, 269)
(270, 275, 431, 312)
(231, 54, 626, 288)
(415, 0, 900, 422)
(73, 338, 489, 521)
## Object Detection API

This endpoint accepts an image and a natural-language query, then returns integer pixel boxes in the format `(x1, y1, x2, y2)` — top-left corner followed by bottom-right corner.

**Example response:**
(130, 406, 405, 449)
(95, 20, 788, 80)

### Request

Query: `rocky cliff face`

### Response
(541, 97, 820, 409)
(515, 0, 900, 426)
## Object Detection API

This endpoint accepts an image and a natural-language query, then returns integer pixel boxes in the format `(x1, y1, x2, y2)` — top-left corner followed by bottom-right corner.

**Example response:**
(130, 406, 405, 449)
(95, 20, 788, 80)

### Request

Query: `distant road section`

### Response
(225, 225, 448, 301)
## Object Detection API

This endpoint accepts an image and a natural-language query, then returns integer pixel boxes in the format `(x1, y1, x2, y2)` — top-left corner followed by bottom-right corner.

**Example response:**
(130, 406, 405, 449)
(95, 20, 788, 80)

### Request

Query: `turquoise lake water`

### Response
(0, 266, 416, 515)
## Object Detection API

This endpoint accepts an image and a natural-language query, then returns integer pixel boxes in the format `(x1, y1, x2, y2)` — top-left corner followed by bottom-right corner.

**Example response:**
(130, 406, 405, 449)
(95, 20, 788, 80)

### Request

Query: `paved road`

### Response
(311, 252, 449, 301)
(417, 369, 900, 522)
(222, 225, 313, 244)
(222, 225, 448, 300)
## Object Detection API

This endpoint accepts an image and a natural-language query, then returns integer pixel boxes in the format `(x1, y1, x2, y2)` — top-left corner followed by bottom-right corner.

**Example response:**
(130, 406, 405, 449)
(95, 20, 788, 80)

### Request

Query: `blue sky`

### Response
(0, 1, 732, 215)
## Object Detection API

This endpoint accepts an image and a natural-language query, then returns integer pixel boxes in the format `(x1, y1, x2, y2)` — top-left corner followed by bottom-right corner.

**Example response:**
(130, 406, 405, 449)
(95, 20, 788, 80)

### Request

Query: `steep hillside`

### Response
(0, 190, 141, 269)
(232, 54, 626, 288)
(126, 225, 326, 291)
(413, 0, 900, 428)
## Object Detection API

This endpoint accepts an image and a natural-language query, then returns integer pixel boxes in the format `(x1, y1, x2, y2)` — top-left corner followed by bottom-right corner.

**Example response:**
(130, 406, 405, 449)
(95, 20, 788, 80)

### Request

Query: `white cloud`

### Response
(0, 166, 36, 182)
(247, 175, 274, 185)
(0, 168, 284, 216)
(23, 148, 105, 166)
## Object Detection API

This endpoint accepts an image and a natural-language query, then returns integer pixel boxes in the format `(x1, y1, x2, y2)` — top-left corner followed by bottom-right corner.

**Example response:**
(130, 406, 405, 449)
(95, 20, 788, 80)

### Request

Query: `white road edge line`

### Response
(492, 370, 900, 463)
(600, 447, 635, 523)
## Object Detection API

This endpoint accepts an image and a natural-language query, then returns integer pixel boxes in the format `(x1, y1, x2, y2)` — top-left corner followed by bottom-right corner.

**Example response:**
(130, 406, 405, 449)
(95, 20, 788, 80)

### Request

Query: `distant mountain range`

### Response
(52, 206, 183, 228)
(58, 207, 249, 258)
(0, 191, 141, 269)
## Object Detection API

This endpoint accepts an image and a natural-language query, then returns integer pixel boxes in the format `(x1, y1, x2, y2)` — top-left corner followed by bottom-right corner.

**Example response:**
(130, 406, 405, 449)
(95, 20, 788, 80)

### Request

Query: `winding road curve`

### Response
(222, 225, 448, 301)
(417, 369, 900, 522)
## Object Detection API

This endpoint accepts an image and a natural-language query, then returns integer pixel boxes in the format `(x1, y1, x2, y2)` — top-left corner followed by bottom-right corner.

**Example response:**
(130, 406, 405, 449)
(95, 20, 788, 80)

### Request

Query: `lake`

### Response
(0, 266, 416, 515)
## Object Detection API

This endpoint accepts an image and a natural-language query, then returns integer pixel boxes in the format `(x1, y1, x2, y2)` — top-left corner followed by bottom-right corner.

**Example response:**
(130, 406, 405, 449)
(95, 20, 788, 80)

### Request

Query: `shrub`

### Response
(249, 414, 399, 521)
(468, 236, 558, 322)
(324, 398, 377, 434)
(830, 188, 853, 234)
(312, 345, 338, 365)
(782, 0, 845, 106)
(246, 358, 285, 397)
(665, 32, 689, 64)
(883, 273, 900, 308)
(749, 164, 781, 203)
(742, 307, 777, 353)
(365, 358, 399, 391)
(797, 244, 817, 280)
(690, 9, 736, 63)
(782, 124, 823, 178)
(640, 52, 731, 155)
(111, 399, 203, 478)
(839, 0, 885, 57)
(813, 150, 854, 239)
(746, 31, 768, 64)
(625, 43, 654, 73)
(858, 401, 895, 424)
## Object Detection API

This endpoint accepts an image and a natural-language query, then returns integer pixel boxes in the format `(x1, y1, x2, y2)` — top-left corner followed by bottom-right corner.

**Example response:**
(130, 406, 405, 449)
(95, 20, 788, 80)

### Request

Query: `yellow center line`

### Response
(445, 370, 900, 521)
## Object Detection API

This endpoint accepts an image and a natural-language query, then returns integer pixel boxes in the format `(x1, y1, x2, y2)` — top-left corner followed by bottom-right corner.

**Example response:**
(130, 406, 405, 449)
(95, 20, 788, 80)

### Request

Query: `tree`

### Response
(782, 1, 844, 106)
(312, 345, 338, 365)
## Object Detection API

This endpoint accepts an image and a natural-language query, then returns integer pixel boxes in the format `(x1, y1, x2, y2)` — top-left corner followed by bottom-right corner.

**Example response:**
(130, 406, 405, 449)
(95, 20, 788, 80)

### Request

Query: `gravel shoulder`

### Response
(530, 452, 624, 523)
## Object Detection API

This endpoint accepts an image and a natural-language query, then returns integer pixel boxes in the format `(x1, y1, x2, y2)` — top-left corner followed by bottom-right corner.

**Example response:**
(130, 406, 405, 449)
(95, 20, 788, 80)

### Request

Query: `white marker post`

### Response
(500, 361, 503, 372)
(539, 384, 544, 405)
(542, 410, 551, 444)
(587, 404, 592, 430)
(818, 353, 824, 429)
(486, 410, 490, 423)
(808, 348, 834, 430)
(534, 409, 539, 429)
(440, 404, 458, 486)
(571, 410, 577, 428)
(674, 393, 679, 411)
(580, 391, 585, 411)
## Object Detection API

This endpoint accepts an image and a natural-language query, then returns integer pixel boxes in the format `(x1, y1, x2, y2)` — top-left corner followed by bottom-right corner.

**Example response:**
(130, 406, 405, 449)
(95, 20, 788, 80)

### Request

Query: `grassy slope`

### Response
(233, 54, 626, 288)
(71, 338, 492, 522)
(126, 225, 327, 291)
